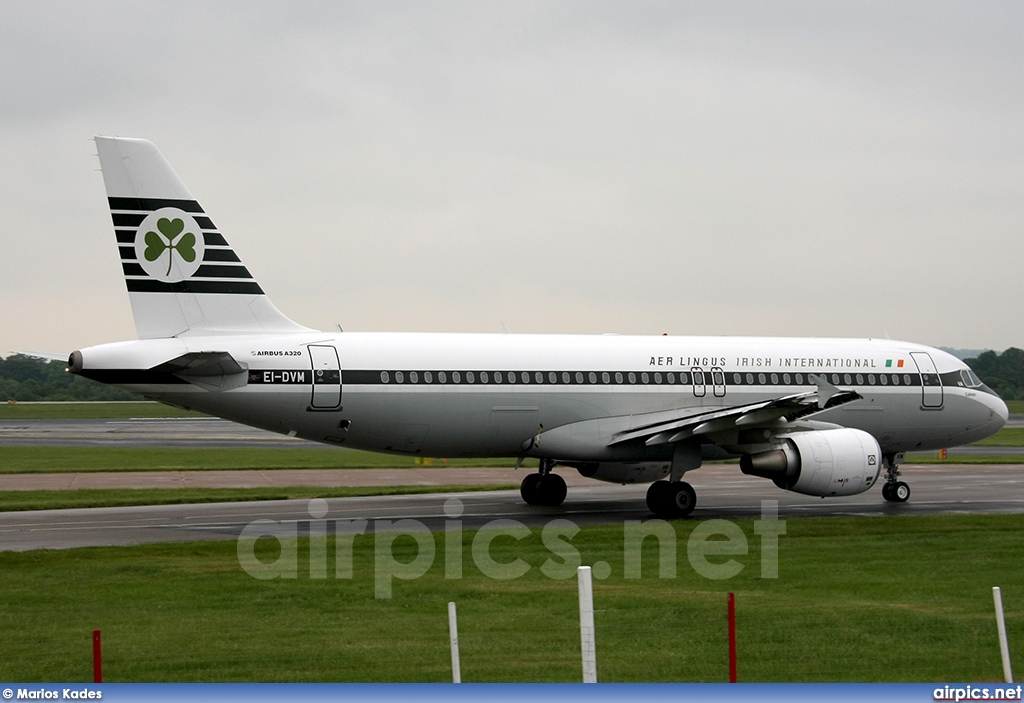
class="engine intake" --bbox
[740,428,882,497]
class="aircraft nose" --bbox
[993,395,1009,426]
[980,391,1009,433]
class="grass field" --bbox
[973,427,1024,446]
[0,514,1019,682]
[0,484,518,512]
[0,446,536,473]
[0,402,206,419]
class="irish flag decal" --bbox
[885,359,905,368]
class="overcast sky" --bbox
[3,1,1022,355]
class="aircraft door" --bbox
[691,367,706,397]
[910,351,943,408]
[309,345,342,409]
[711,366,726,398]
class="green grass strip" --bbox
[971,427,1024,447]
[0,402,205,419]
[0,484,518,512]
[0,446,536,473]
[0,514,1020,682]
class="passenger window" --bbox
[453,372,462,384]
[380,371,390,383]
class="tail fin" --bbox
[94,137,312,339]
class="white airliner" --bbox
[68,137,1009,517]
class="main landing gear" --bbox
[645,441,702,519]
[520,459,568,507]
[646,480,697,519]
[881,453,910,503]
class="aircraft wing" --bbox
[608,374,861,448]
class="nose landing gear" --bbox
[881,453,910,503]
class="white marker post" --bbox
[448,601,461,683]
[993,587,1013,683]
[578,566,597,683]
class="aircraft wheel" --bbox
[669,482,697,517]
[646,481,696,518]
[882,481,910,503]
[537,473,567,507]
[646,480,672,516]
[892,481,910,503]
[520,473,543,505]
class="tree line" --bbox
[0,355,137,402]
[3,349,1024,402]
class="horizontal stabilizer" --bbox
[15,350,70,363]
[151,351,247,377]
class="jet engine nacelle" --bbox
[576,461,670,484]
[739,428,882,497]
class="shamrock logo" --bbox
[144,217,197,276]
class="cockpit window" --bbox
[960,369,983,387]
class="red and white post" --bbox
[727,592,737,683]
[92,629,102,684]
